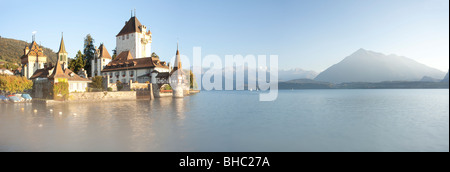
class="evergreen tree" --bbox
[69,50,86,74]
[112,48,117,60]
[83,34,96,77]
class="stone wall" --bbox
[68,84,154,101]
[68,91,136,102]
[130,82,150,90]
[32,78,51,99]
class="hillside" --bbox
[315,49,446,83]
[0,37,57,64]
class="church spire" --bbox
[56,33,68,69]
[58,33,67,54]
[174,42,181,69]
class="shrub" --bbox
[0,75,33,94]
[163,84,172,90]
[52,81,69,101]
[107,87,113,92]
[116,80,123,91]
[91,76,103,89]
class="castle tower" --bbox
[57,34,68,69]
[116,14,152,59]
[92,43,112,77]
[20,38,47,79]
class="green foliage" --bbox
[68,50,86,73]
[91,76,103,89]
[0,75,33,93]
[163,84,172,90]
[116,80,123,91]
[0,37,57,64]
[83,34,95,77]
[0,61,20,71]
[151,52,159,59]
[107,87,113,92]
[189,70,198,90]
[52,81,69,101]
[112,48,117,60]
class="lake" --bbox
[0,89,448,152]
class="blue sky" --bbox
[1,0,448,72]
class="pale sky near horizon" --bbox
[0,0,448,72]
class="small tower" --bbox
[92,43,112,77]
[170,44,187,98]
[57,33,68,69]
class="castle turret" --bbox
[170,44,186,98]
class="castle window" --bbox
[127,34,129,39]
[122,35,124,40]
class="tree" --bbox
[190,70,198,90]
[0,75,33,94]
[112,48,117,60]
[151,52,159,59]
[83,34,96,77]
[68,50,85,74]
[91,76,103,89]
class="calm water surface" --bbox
[0,89,448,152]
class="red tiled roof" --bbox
[98,44,112,59]
[117,17,148,37]
[114,51,133,62]
[64,69,91,82]
[102,57,168,72]
[31,65,90,82]
[48,62,68,79]
[30,67,52,79]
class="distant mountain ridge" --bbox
[278,68,318,81]
[0,37,57,64]
[315,49,446,83]
[443,71,449,82]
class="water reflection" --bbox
[1,90,448,152]
[0,97,189,152]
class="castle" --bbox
[23,13,188,99]
[98,14,188,97]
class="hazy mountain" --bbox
[278,68,318,81]
[443,71,449,82]
[279,79,333,89]
[420,76,441,82]
[315,49,446,83]
[0,37,57,64]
